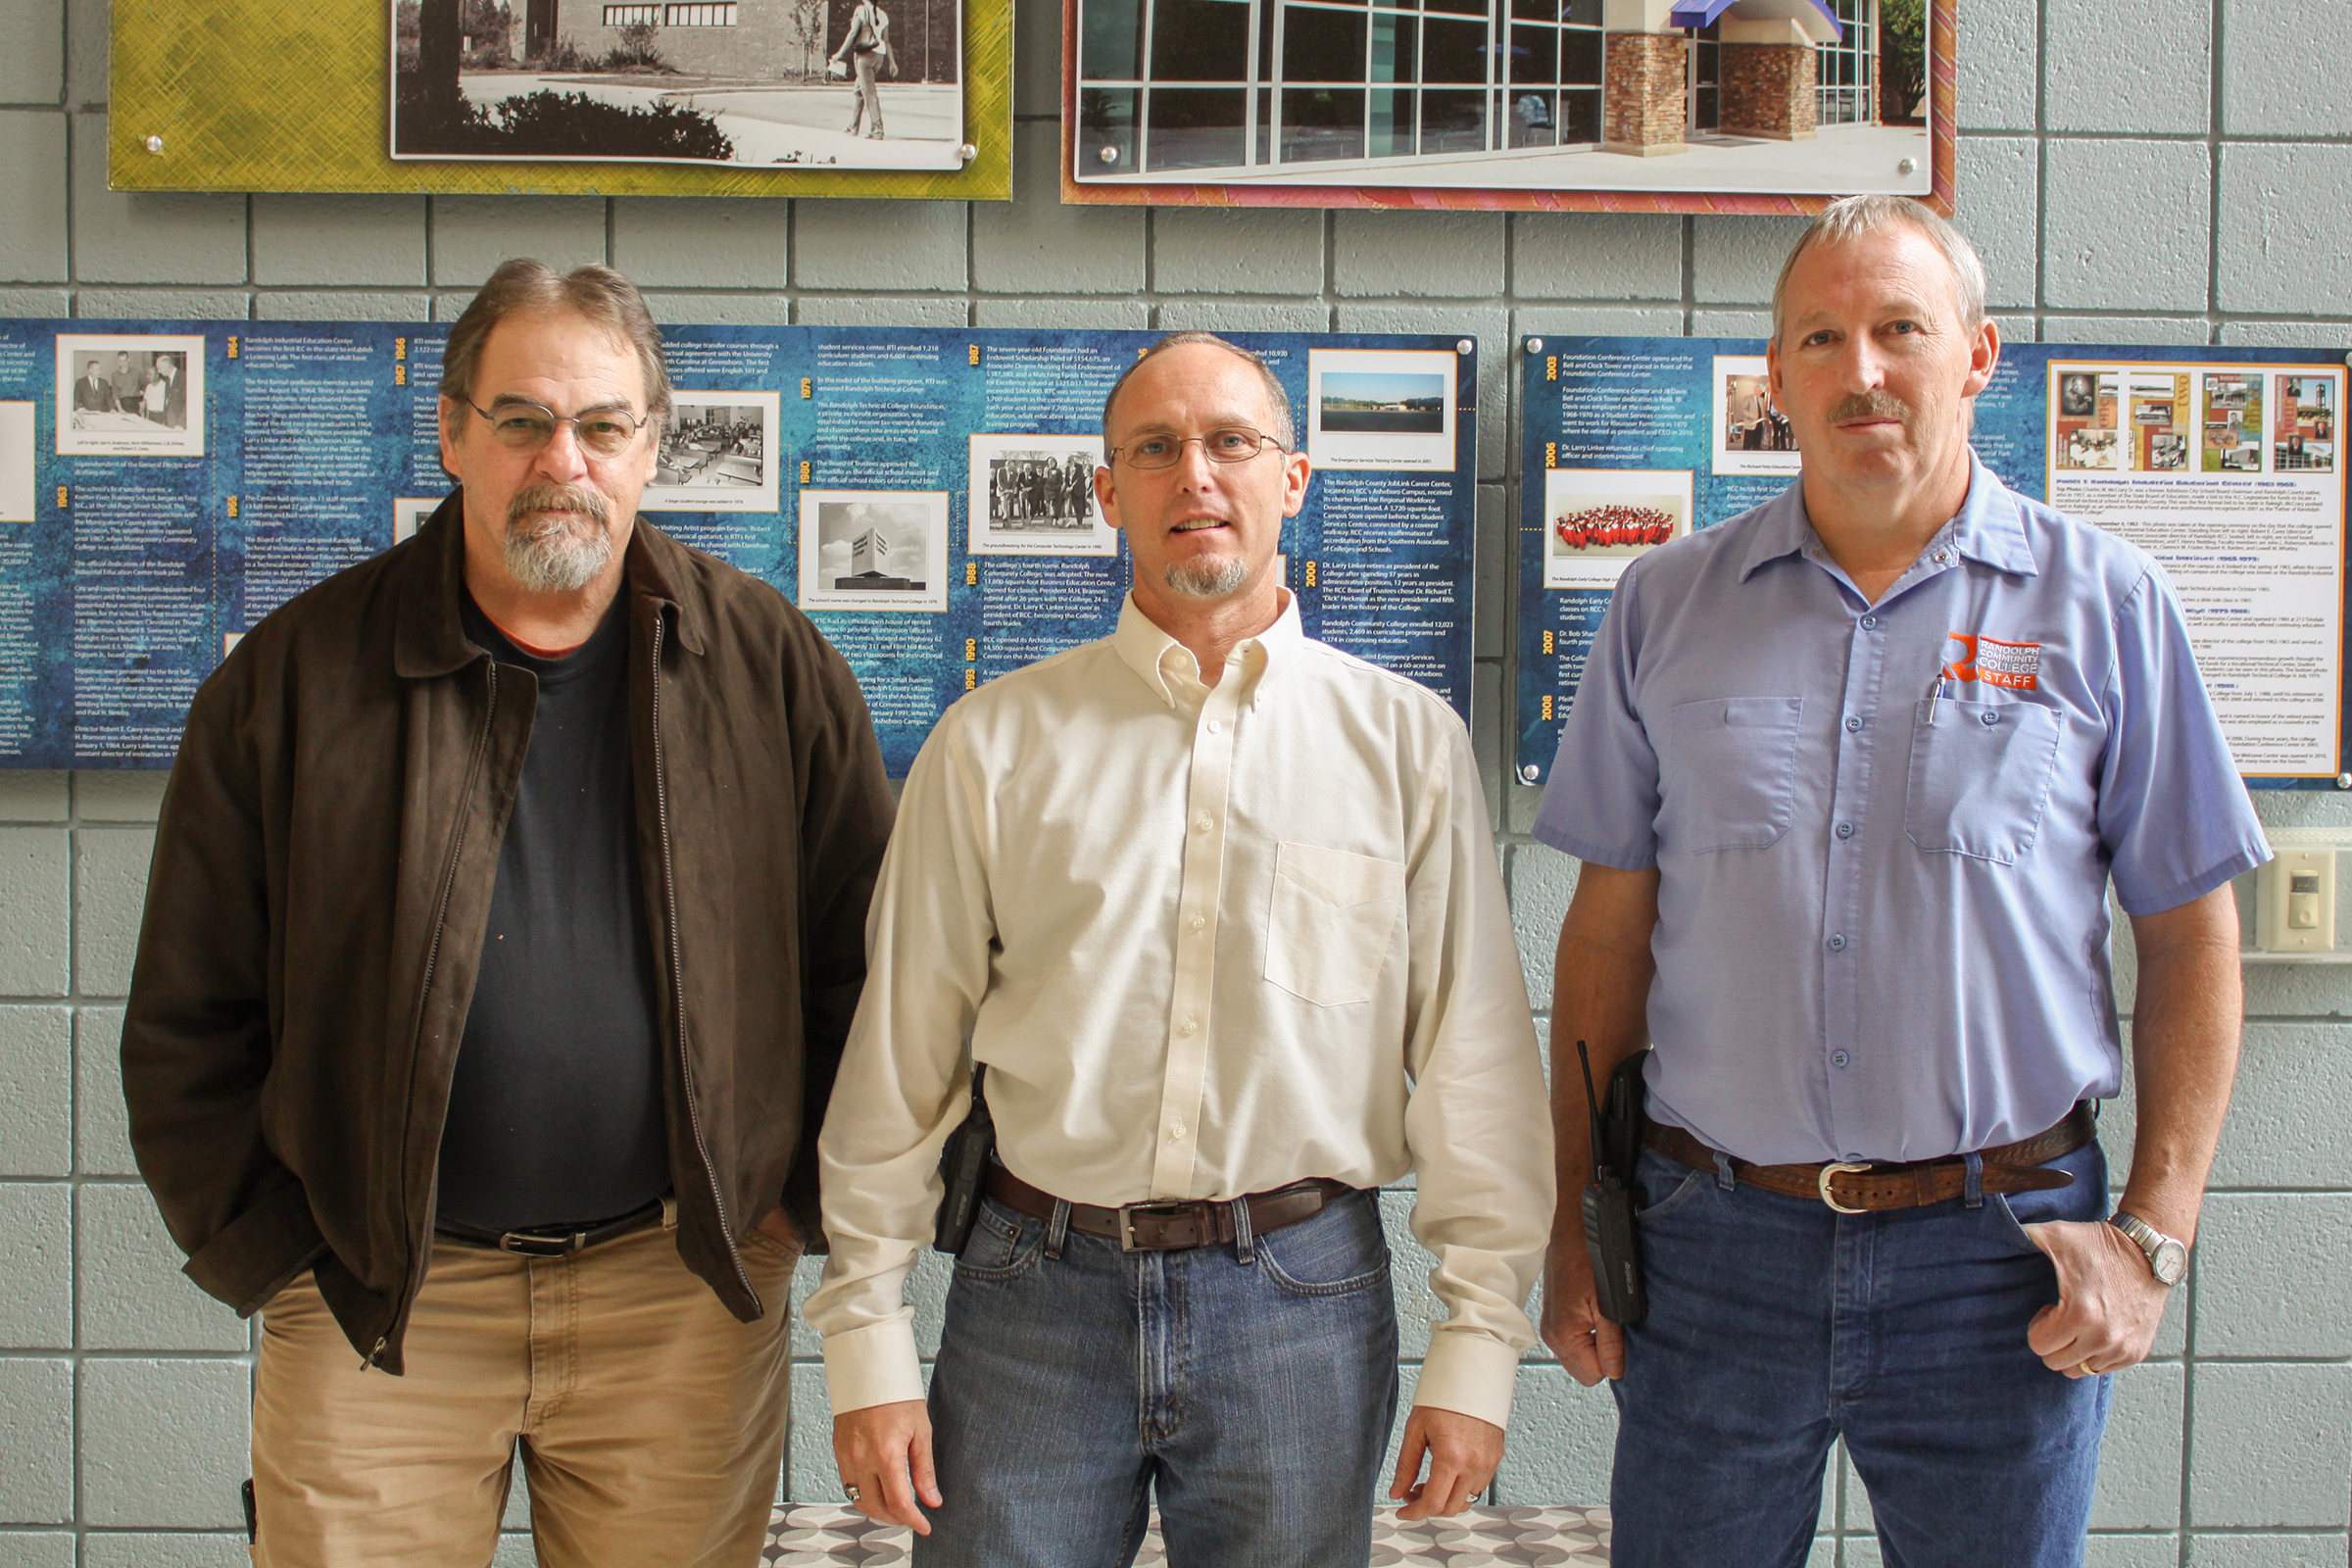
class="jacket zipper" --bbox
[376,659,501,1367]
[651,612,760,1310]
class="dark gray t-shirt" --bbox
[435,590,669,1233]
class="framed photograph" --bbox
[797,489,951,611]
[2276,374,2336,474]
[1307,348,1456,471]
[1060,0,1952,213]
[1710,355,1799,474]
[2203,371,2263,473]
[108,0,1012,200]
[1542,466,1692,587]
[649,393,783,512]
[393,496,447,543]
[966,434,1116,556]
[387,0,967,171]
[56,336,205,458]
[0,403,32,523]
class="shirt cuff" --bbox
[820,1316,927,1415]
[1409,1328,1525,1431]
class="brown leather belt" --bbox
[986,1165,1356,1252]
[1645,1102,2095,1213]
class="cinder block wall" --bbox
[2,0,2349,1561]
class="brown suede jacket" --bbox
[122,495,895,1372]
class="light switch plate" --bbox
[2257,848,2336,952]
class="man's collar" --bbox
[1738,452,2038,583]
[1111,587,1302,710]
[391,491,705,679]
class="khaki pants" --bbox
[252,1220,798,1568]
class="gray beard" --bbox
[504,485,614,594]
[1162,555,1250,598]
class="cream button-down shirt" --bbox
[808,591,1553,1429]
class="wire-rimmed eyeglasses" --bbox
[463,399,652,457]
[1109,426,1286,470]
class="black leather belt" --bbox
[435,1199,666,1257]
[987,1166,1355,1252]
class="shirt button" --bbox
[1833,1051,1851,1067]
[1836,821,1855,840]
[1189,914,1206,932]
[1168,1119,1186,1142]
[1980,710,2001,726]
[1934,552,1949,564]
[1844,716,1863,733]
[1859,615,1879,629]
[1179,1018,1199,1036]
[1827,934,1847,952]
[1206,718,1221,734]
[1194,815,1212,832]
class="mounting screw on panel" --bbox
[1519,764,1542,784]
[1457,339,1474,355]
[1897,158,1916,174]
[2338,773,2351,789]
[1098,145,1119,165]
[1526,337,1544,354]
[960,143,977,162]
[143,134,164,154]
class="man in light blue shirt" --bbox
[1535,196,2267,1568]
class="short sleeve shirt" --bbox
[1532,456,2269,1165]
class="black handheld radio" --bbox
[1577,1040,1648,1327]
[933,1062,996,1254]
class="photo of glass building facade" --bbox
[1074,0,1886,180]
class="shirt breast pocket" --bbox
[1264,842,1407,1008]
[1663,696,1805,854]
[1903,699,2063,863]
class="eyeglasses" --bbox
[464,399,651,457]
[1110,426,1285,470]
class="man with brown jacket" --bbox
[122,260,894,1567]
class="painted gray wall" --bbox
[2,0,2350,1560]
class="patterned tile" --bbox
[761,1504,1611,1565]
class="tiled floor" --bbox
[761,1504,1612,1564]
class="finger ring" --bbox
[2078,1360,2097,1378]
[844,1483,861,1502]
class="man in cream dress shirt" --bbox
[808,332,1552,1567]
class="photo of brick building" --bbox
[1071,0,1925,194]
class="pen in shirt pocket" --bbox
[1925,666,1951,726]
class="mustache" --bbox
[506,482,610,532]
[1828,390,1912,422]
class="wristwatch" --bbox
[2109,1211,2188,1286]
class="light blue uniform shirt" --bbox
[1534,455,2269,1165]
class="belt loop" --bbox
[1712,1150,1737,1192]
[661,1197,678,1231]
[1045,1197,1071,1260]
[1233,1194,1257,1266]
[1963,1151,1984,1208]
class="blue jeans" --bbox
[1610,1139,2113,1568]
[917,1188,1399,1568]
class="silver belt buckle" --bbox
[1117,1200,1198,1251]
[1817,1161,1873,1213]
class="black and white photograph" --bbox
[1066,0,1935,206]
[1307,348,1456,470]
[797,490,950,612]
[0,402,32,523]
[393,496,448,544]
[966,434,1116,557]
[389,0,965,172]
[1711,357,1800,475]
[1543,466,1692,588]
[56,335,205,458]
[649,393,781,513]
